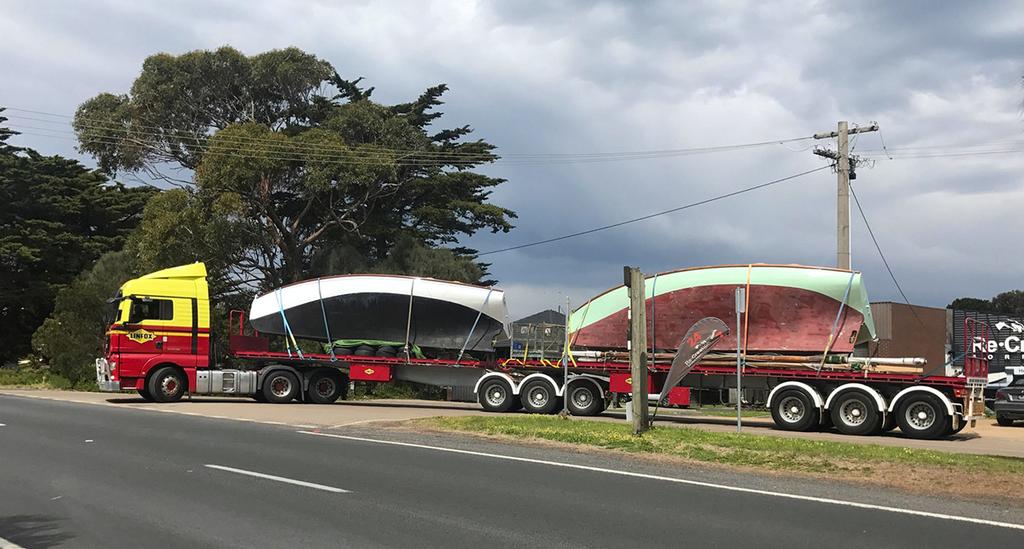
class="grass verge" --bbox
[0,368,95,391]
[416,415,1024,502]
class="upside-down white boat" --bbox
[249,275,510,352]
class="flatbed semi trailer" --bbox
[95,263,988,440]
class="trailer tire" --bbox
[262,371,300,404]
[148,366,186,403]
[881,413,897,433]
[138,387,154,402]
[829,390,882,436]
[477,378,517,413]
[566,382,605,416]
[520,379,561,415]
[306,370,343,404]
[896,393,950,439]
[770,389,819,432]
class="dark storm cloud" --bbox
[2,0,1022,317]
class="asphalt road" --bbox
[1,394,1022,549]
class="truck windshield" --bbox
[106,292,124,325]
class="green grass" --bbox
[0,368,95,391]
[422,415,1024,475]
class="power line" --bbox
[477,165,830,256]
[848,181,922,323]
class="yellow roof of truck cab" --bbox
[120,262,209,301]
[138,262,208,280]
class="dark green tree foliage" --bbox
[0,109,154,363]
[74,47,514,289]
[32,251,135,382]
[949,291,1024,317]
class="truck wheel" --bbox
[306,370,343,404]
[477,378,516,413]
[896,393,950,439]
[262,371,300,404]
[829,390,882,436]
[520,379,561,414]
[148,366,185,403]
[138,387,154,402]
[770,389,819,432]
[996,414,1014,427]
[566,382,605,416]
[881,413,897,433]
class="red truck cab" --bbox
[95,263,211,401]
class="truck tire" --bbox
[896,393,950,439]
[566,382,605,416]
[881,413,897,433]
[148,366,186,403]
[520,379,561,414]
[306,370,343,404]
[138,387,154,402]
[262,371,300,404]
[770,388,819,432]
[829,390,882,436]
[477,378,516,413]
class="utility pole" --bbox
[624,266,649,434]
[813,121,878,270]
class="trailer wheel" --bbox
[148,366,186,403]
[477,378,517,413]
[770,389,819,432]
[520,379,561,414]
[896,394,950,439]
[306,370,343,404]
[881,413,897,433]
[829,390,882,436]
[566,382,605,416]
[262,371,300,404]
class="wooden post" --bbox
[624,266,649,434]
[836,121,851,271]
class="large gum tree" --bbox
[74,46,515,290]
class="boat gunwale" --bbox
[572,263,861,313]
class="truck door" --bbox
[124,296,197,368]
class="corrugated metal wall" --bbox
[867,302,946,368]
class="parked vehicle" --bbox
[994,377,1024,426]
[95,262,989,440]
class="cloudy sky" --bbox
[3,0,1023,317]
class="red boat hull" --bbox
[572,284,864,354]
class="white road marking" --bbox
[0,535,26,548]
[298,430,1024,532]
[0,423,6,427]
[0,536,25,549]
[204,464,350,493]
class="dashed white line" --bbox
[297,430,1024,532]
[0,535,26,548]
[0,423,6,427]
[204,464,350,493]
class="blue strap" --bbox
[275,288,304,360]
[817,272,855,372]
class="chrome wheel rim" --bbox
[315,378,335,398]
[839,399,867,427]
[778,396,805,423]
[271,376,292,398]
[905,401,936,430]
[485,384,507,406]
[528,387,549,407]
[570,387,592,408]
[160,376,179,397]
